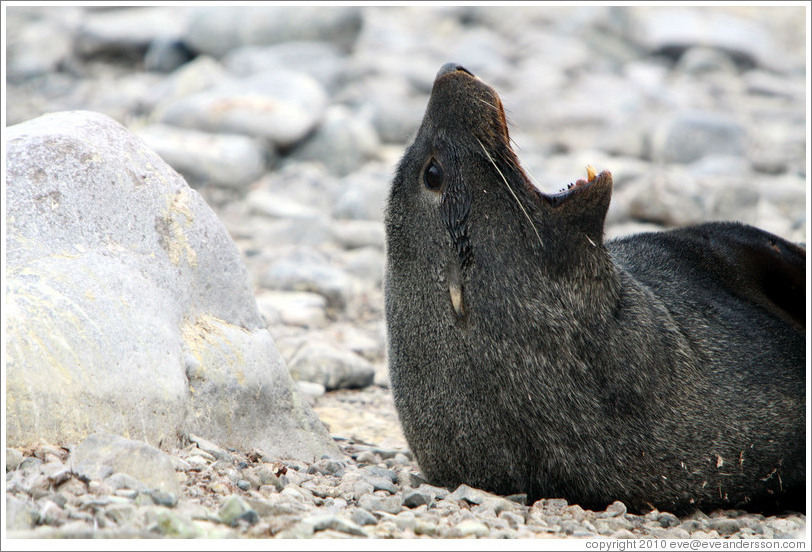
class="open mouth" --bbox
[546,164,600,204]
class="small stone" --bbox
[416,483,449,501]
[37,499,67,526]
[314,458,346,476]
[17,457,44,473]
[277,520,317,539]
[709,517,741,536]
[447,484,488,505]
[482,496,520,516]
[70,433,179,495]
[144,37,194,73]
[254,464,285,492]
[604,500,628,517]
[255,291,327,328]
[149,490,179,508]
[287,342,374,390]
[55,478,86,498]
[414,519,439,536]
[370,447,412,460]
[361,474,398,494]
[658,512,681,528]
[666,527,692,538]
[397,470,427,489]
[135,493,156,507]
[361,466,398,482]
[308,513,367,536]
[105,503,137,525]
[87,479,114,497]
[5,495,37,530]
[46,468,72,487]
[351,507,378,526]
[218,495,259,526]
[188,434,232,462]
[357,494,403,515]
[114,489,138,500]
[392,453,410,466]
[6,448,25,472]
[34,445,66,462]
[499,510,525,529]
[594,517,633,535]
[261,253,355,312]
[455,519,490,538]
[355,451,380,465]
[403,489,434,509]
[680,519,706,532]
[611,528,637,539]
[155,508,204,538]
[564,504,587,520]
[186,456,211,470]
[105,472,150,493]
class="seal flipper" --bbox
[684,222,806,331]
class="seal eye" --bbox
[423,159,444,192]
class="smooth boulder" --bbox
[5,110,338,461]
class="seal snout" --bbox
[436,62,475,80]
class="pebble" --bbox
[308,513,367,537]
[357,494,404,515]
[454,519,490,538]
[217,495,258,526]
[6,448,25,471]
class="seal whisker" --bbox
[476,137,543,248]
[476,98,500,111]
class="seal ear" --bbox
[550,171,613,245]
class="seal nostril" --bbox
[436,62,475,80]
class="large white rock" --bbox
[5,110,338,460]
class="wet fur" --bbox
[384,66,806,514]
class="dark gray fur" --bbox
[384,64,806,514]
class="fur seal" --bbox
[384,62,806,514]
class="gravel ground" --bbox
[5,424,807,540]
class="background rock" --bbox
[184,6,363,58]
[155,70,328,149]
[135,123,270,189]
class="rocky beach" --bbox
[4,4,809,543]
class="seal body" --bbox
[384,63,806,514]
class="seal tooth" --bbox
[586,164,597,182]
[450,283,464,318]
